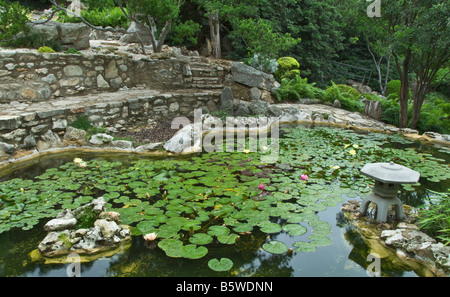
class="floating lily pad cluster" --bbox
[0,126,449,272]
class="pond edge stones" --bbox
[37,197,131,260]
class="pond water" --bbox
[0,124,448,277]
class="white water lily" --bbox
[73,158,83,164]
[143,233,157,241]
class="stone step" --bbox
[189,84,224,89]
[192,77,220,82]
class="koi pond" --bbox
[0,124,449,277]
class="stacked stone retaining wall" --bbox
[0,50,195,103]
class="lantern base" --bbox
[359,192,405,223]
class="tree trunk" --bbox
[394,50,412,128]
[410,81,429,129]
[208,12,221,59]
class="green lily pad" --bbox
[262,241,289,254]
[158,239,184,258]
[208,258,234,272]
[181,244,208,259]
[259,222,282,234]
[217,233,239,244]
[207,225,230,237]
[293,241,316,253]
[282,224,307,236]
[189,233,214,245]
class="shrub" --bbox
[274,75,324,102]
[0,0,29,42]
[386,80,412,100]
[37,46,56,53]
[3,32,62,51]
[64,48,83,55]
[324,82,364,112]
[275,57,300,81]
[415,92,450,134]
[417,191,450,246]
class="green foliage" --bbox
[386,80,412,100]
[169,20,201,45]
[37,46,56,53]
[3,32,62,51]
[57,7,130,29]
[275,57,300,81]
[415,92,450,134]
[417,191,450,246]
[231,18,300,62]
[324,82,364,112]
[64,48,83,55]
[0,0,29,42]
[274,76,324,102]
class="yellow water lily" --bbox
[243,149,250,154]
[349,149,357,156]
[331,165,340,170]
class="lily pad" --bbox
[293,241,316,253]
[208,258,234,272]
[158,239,184,258]
[259,222,282,234]
[181,244,208,259]
[217,233,240,244]
[189,233,214,245]
[282,224,307,236]
[262,241,289,254]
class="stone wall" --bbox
[0,50,193,103]
[0,90,220,155]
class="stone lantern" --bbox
[359,162,420,223]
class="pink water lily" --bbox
[259,183,265,190]
[300,175,308,181]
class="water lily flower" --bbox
[353,144,359,148]
[261,145,268,151]
[300,175,308,180]
[259,183,265,190]
[244,149,250,154]
[73,158,83,164]
[349,149,357,156]
[79,162,88,168]
[143,233,157,241]
[331,165,340,170]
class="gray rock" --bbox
[249,87,262,101]
[44,218,77,231]
[63,126,87,146]
[249,100,268,116]
[23,135,36,149]
[59,22,90,50]
[220,87,234,114]
[110,140,133,149]
[89,133,114,145]
[231,62,277,91]
[97,74,110,89]
[234,102,250,117]
[52,119,67,131]
[36,130,62,151]
[94,219,120,239]
[0,142,15,154]
[364,99,382,121]
[268,105,282,117]
[119,21,152,44]
[135,142,163,152]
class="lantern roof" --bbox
[360,162,420,184]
